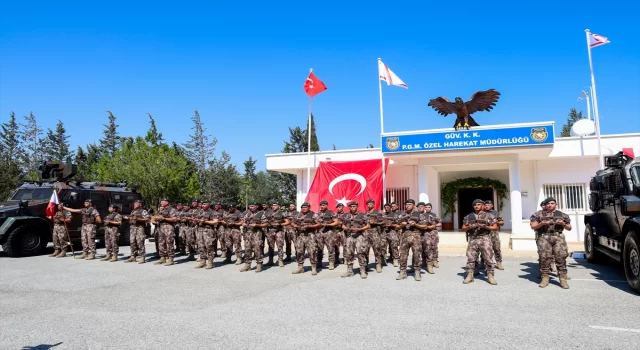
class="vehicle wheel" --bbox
[1,224,48,257]
[584,224,603,263]
[623,230,640,294]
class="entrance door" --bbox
[457,187,494,228]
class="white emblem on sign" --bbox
[329,173,367,205]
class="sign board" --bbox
[381,124,554,153]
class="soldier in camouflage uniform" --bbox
[64,199,101,260]
[47,202,72,258]
[194,200,217,269]
[184,199,200,261]
[284,203,298,262]
[100,204,122,262]
[315,200,340,270]
[423,203,442,268]
[530,197,571,289]
[152,198,179,266]
[395,199,423,281]
[212,203,225,258]
[174,203,183,255]
[461,199,498,285]
[266,202,290,267]
[340,201,370,279]
[334,203,347,265]
[391,202,399,214]
[123,200,150,263]
[290,202,319,275]
[365,199,384,273]
[382,203,399,267]
[418,208,439,275]
[483,200,505,270]
[176,203,190,257]
[223,203,245,265]
[240,202,268,273]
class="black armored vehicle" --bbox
[0,161,144,257]
[584,150,640,293]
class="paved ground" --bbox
[1,244,639,350]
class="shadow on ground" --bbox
[22,342,63,349]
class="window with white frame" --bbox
[542,183,589,212]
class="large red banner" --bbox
[304,159,389,212]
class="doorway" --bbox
[457,187,494,228]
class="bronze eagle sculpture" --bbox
[427,89,501,130]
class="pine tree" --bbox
[100,111,121,157]
[560,108,584,137]
[332,144,337,150]
[0,112,23,162]
[183,109,217,184]
[145,113,164,146]
[19,112,44,178]
[43,120,73,162]
[305,113,320,152]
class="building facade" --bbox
[266,121,640,250]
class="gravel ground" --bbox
[1,245,639,350]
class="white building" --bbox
[266,121,640,250]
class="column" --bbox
[417,165,428,203]
[426,166,441,216]
[508,160,523,235]
[296,170,303,208]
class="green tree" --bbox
[43,120,74,162]
[305,113,320,152]
[145,113,164,146]
[560,108,584,137]
[366,144,375,148]
[100,111,121,157]
[19,112,44,178]
[253,171,282,204]
[240,156,258,209]
[0,112,24,199]
[332,144,337,150]
[206,151,242,204]
[74,144,101,180]
[183,109,217,184]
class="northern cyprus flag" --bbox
[378,59,407,88]
[588,32,610,48]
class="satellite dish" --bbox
[571,119,596,137]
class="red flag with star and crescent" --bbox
[303,71,327,97]
[304,159,389,212]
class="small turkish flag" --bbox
[304,159,389,212]
[303,71,327,98]
[46,190,59,217]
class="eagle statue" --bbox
[427,89,501,130]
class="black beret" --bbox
[405,199,415,204]
[425,203,432,207]
[109,203,119,208]
[541,197,556,205]
[366,199,375,204]
[271,201,280,205]
[191,198,200,203]
[383,203,391,207]
[249,201,258,205]
[336,203,344,207]
[484,200,493,204]
[301,202,310,208]
[201,199,211,203]
[390,202,397,205]
[134,199,143,204]
[229,203,237,207]
[319,200,328,205]
[160,198,169,202]
[349,201,358,206]
[84,199,92,203]
[417,202,426,206]
[472,199,484,205]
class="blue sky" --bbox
[1,1,638,170]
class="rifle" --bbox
[63,221,75,258]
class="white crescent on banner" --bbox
[328,173,367,197]
[306,78,314,88]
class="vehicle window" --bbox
[126,195,136,201]
[90,192,106,201]
[632,166,640,186]
[10,188,54,201]
[113,194,122,201]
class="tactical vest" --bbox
[225,211,242,225]
[53,210,67,225]
[318,210,335,231]
[82,207,96,224]
[465,213,490,236]
[346,213,367,236]
[198,209,213,227]
[269,211,285,227]
[382,211,397,231]
[367,209,382,226]
[401,210,421,231]
[130,208,146,227]
[539,210,566,234]
[106,213,119,226]
[296,212,315,233]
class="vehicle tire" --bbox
[584,224,603,263]
[1,223,48,257]
[622,230,640,294]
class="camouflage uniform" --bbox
[396,209,423,280]
[186,205,200,257]
[266,209,287,266]
[177,207,191,254]
[531,209,570,282]
[463,210,497,284]
[103,211,122,259]
[334,205,347,265]
[80,207,100,257]
[365,208,384,272]
[419,212,438,273]
[315,208,338,269]
[381,209,399,266]
[211,207,225,258]
[284,208,298,260]
[154,205,178,265]
[291,209,318,275]
[341,211,370,278]
[488,209,503,264]
[51,210,72,255]
[223,208,244,264]
[195,207,217,267]
[240,209,268,272]
[127,207,150,261]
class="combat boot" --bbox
[79,252,87,259]
[205,259,213,269]
[235,257,243,265]
[138,256,146,264]
[311,265,318,275]
[255,263,263,273]
[414,271,422,281]
[56,250,67,258]
[50,250,60,257]
[110,255,118,262]
[341,265,354,278]
[240,263,251,272]
[154,257,166,265]
[559,274,570,289]
[223,256,232,264]
[463,271,474,284]
[487,273,497,285]
[278,258,284,268]
[393,259,399,267]
[539,274,550,288]
[433,260,440,268]
[100,254,111,261]
[382,259,388,266]
[124,256,136,263]
[266,256,274,266]
[186,254,195,261]
[360,270,368,279]
[194,260,206,269]
[292,264,304,274]
[165,257,175,266]
[376,263,382,273]
[328,261,335,270]
[86,253,95,260]
[396,271,407,280]
[566,274,571,280]
[426,263,434,274]
[496,262,505,270]
[196,257,203,263]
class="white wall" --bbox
[519,160,537,218]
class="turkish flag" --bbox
[304,159,389,212]
[46,190,59,217]
[303,71,327,98]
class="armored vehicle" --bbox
[584,150,640,293]
[0,161,145,257]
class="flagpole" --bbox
[378,58,387,207]
[307,69,313,194]
[585,29,603,170]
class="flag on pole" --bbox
[378,60,407,88]
[46,191,59,217]
[588,32,610,48]
[304,71,327,97]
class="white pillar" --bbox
[508,160,523,235]
[296,170,303,208]
[426,166,441,216]
[417,165,428,203]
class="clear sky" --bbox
[1,1,638,170]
